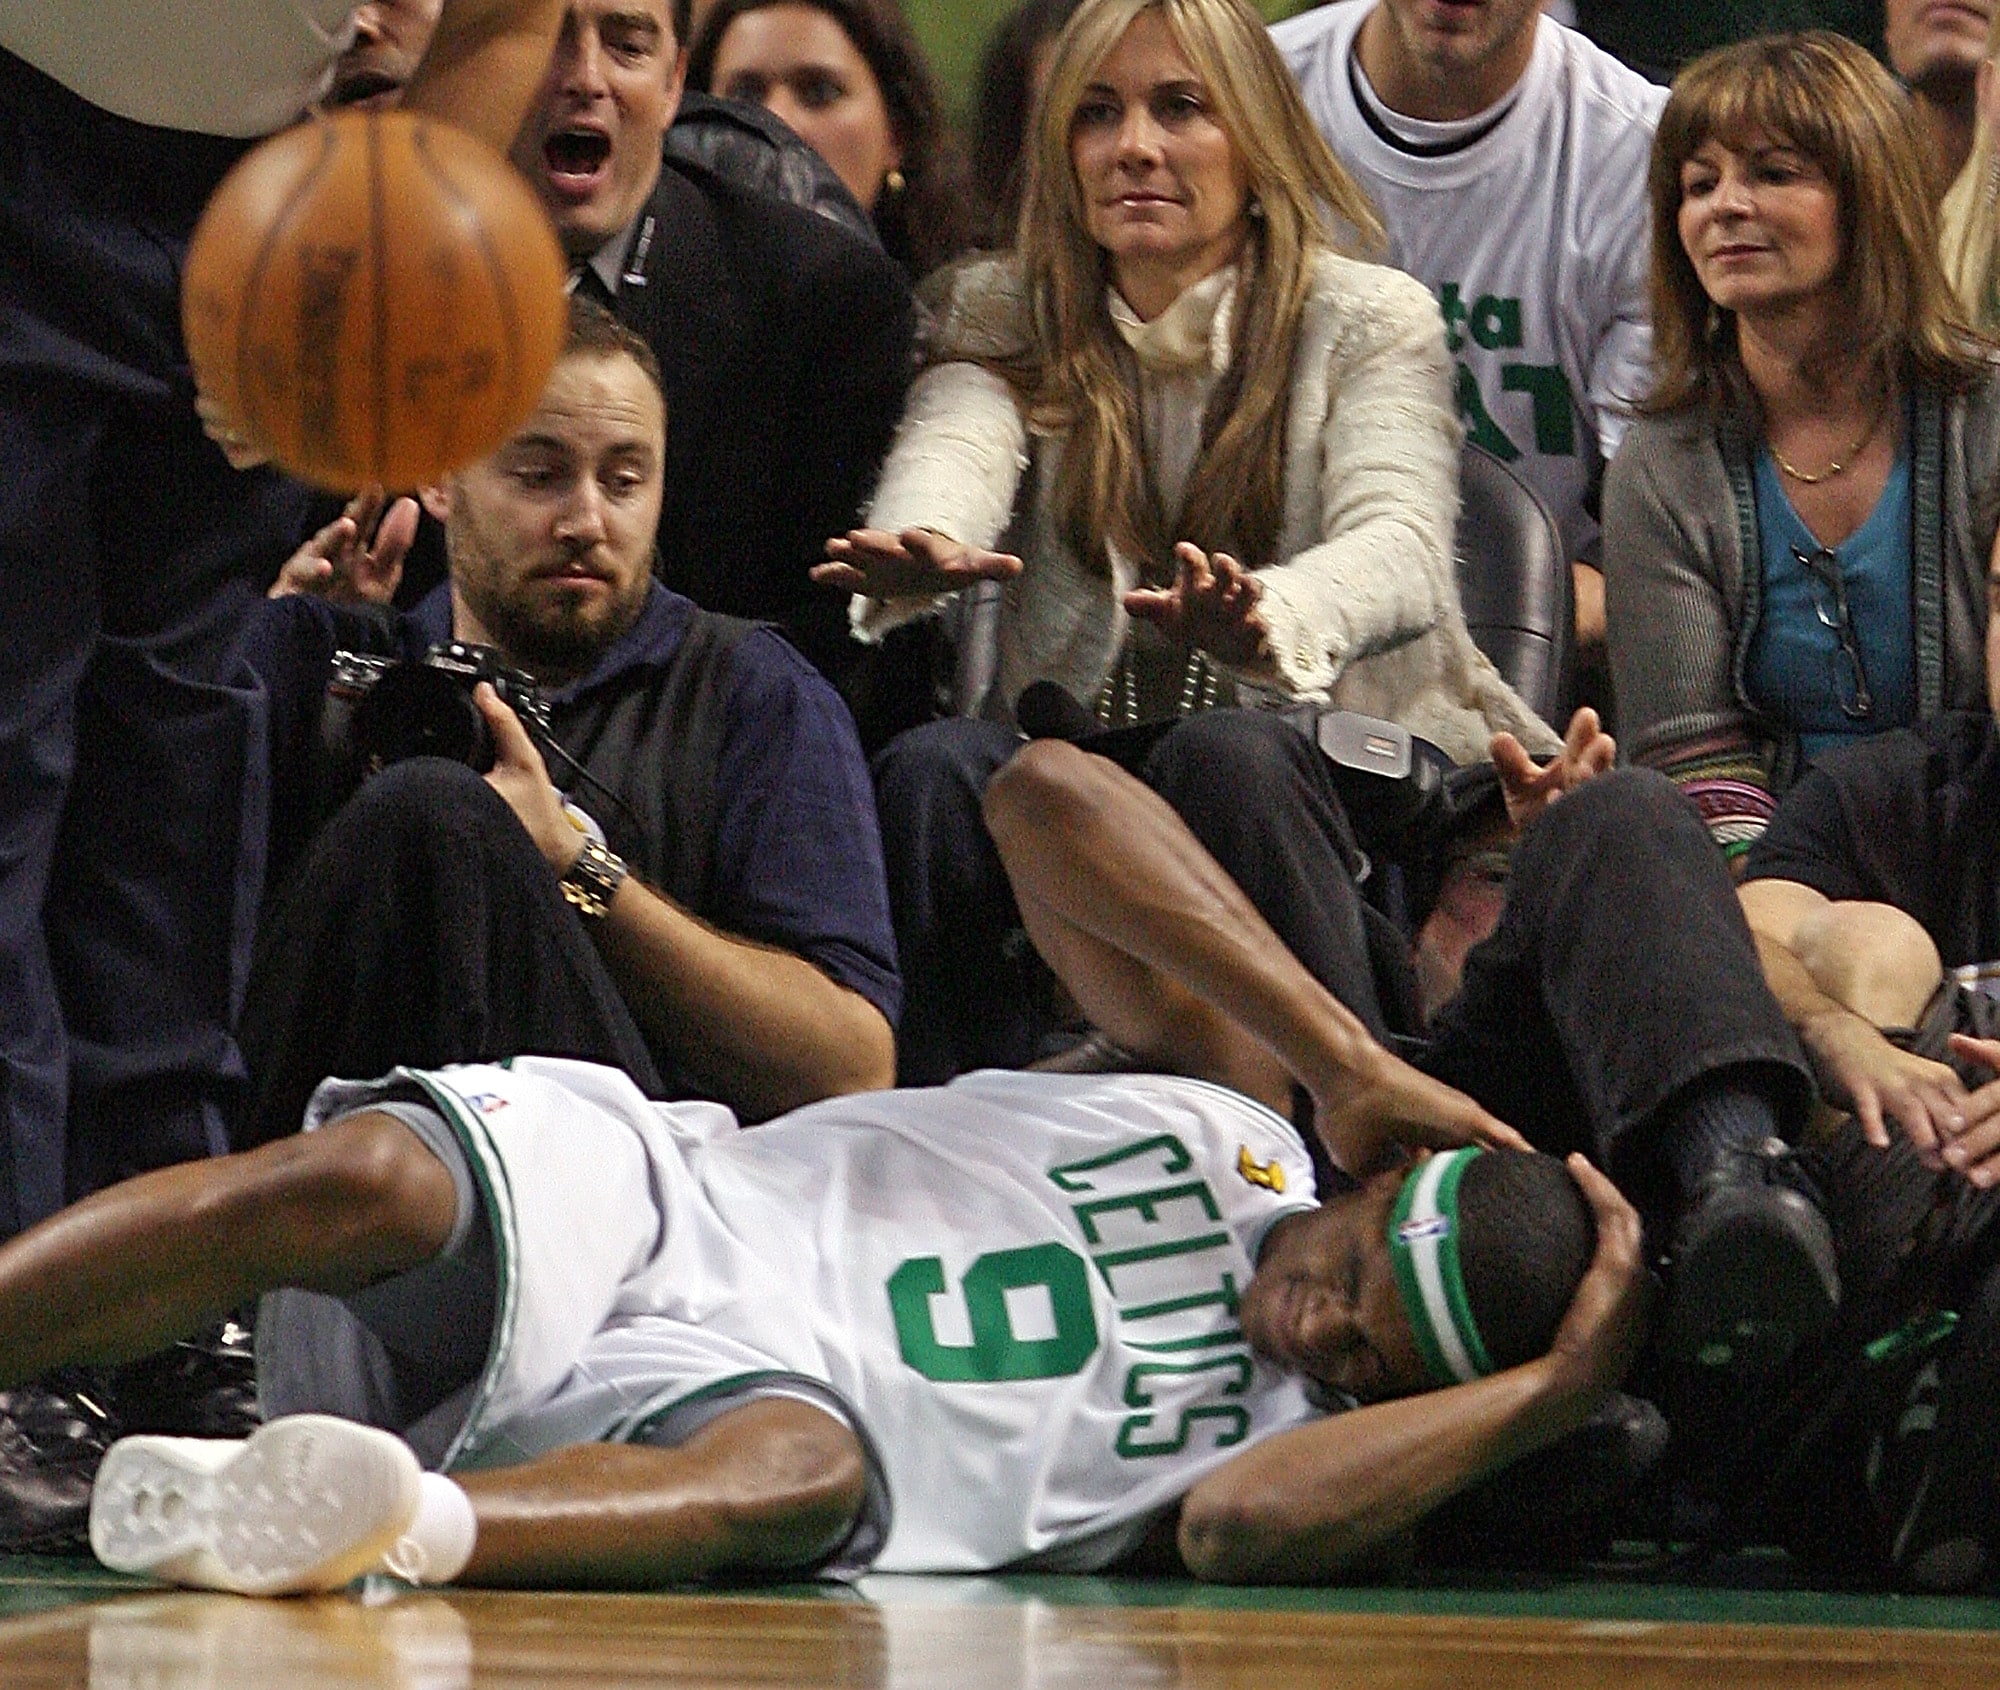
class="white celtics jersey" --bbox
[305,1060,1322,1573]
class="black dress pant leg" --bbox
[1422,769,1814,1186]
[1139,709,1416,1043]
[234,758,663,1148]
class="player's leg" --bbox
[0,1111,457,1389]
[1137,709,1412,1039]
[983,738,1295,1114]
[235,757,664,1150]
[94,1392,867,1594]
[49,1115,465,1593]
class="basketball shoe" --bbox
[89,1415,424,1596]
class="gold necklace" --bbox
[1769,393,1888,485]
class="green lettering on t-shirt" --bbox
[1120,1271,1241,1324]
[1502,364,1578,456]
[1047,1133,1192,1192]
[1439,282,1471,354]
[1470,294,1523,352]
[1115,1402,1251,1459]
[1123,1354,1254,1406]
[1456,363,1519,460]
[1071,1179,1222,1244]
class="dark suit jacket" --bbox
[611,154,916,687]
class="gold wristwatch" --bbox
[560,835,628,920]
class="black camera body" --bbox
[323,642,553,778]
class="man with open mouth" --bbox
[503,0,918,713]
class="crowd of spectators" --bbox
[11,0,2000,1600]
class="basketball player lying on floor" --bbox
[4,741,1811,1594]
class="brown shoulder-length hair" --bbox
[687,0,977,279]
[989,0,1381,579]
[1645,31,1987,419]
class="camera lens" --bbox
[349,665,497,773]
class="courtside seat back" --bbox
[1454,443,1573,730]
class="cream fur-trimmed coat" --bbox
[851,250,1560,764]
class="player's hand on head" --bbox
[1806,1013,1966,1171]
[268,487,416,603]
[812,528,1023,599]
[1123,544,1272,669]
[1490,708,1615,832]
[475,683,581,876]
[1542,1155,1650,1408]
[1310,1045,1529,1176]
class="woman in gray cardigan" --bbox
[1605,33,2000,863]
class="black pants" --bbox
[875,709,1811,1177]
[0,53,316,1231]
[234,759,663,1150]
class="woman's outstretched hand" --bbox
[1123,543,1272,668]
[812,527,1023,600]
[1489,707,1616,831]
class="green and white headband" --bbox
[1387,1148,1495,1387]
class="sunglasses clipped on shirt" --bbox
[1791,544,1875,722]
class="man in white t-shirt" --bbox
[1273,0,1666,680]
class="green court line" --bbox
[6,1555,1999,1634]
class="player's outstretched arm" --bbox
[982,739,1524,1174]
[453,1399,865,1587]
[1178,1157,1646,1583]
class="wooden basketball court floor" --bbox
[4,1555,2000,1690]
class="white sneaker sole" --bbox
[89,1415,423,1596]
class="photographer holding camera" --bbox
[240,298,898,1145]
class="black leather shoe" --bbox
[1659,1136,1840,1384]
[107,1315,261,1439]
[0,1371,120,1553]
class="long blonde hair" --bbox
[1940,13,2000,332]
[1644,32,1985,420]
[967,0,1381,579]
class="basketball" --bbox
[182,109,569,492]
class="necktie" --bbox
[570,264,616,310]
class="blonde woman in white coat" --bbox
[818,0,1603,1085]
[816,0,1554,760]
